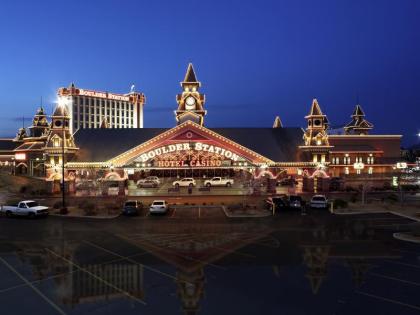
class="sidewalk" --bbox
[333,202,420,222]
[49,206,121,219]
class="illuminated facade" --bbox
[58,83,146,134]
[0,63,406,194]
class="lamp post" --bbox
[353,162,366,204]
[396,162,408,205]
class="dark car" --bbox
[122,200,142,216]
[265,195,288,213]
[287,195,305,210]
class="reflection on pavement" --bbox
[0,213,419,314]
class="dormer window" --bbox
[53,137,61,147]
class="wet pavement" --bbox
[0,212,420,315]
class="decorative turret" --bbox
[44,104,77,166]
[302,99,330,147]
[14,127,27,142]
[273,116,283,128]
[344,104,373,135]
[175,63,207,126]
[28,106,50,138]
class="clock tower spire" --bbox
[175,63,206,126]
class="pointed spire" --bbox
[308,98,323,116]
[184,63,198,83]
[352,104,365,117]
[273,116,283,128]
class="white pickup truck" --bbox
[1,200,49,218]
[204,177,234,187]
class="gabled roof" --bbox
[0,139,18,151]
[72,125,304,163]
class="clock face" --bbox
[185,96,196,110]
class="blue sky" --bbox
[0,0,419,145]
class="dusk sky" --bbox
[0,0,419,146]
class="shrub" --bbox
[80,201,97,216]
[53,201,63,209]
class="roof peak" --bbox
[183,63,199,84]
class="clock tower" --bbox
[175,63,206,126]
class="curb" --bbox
[393,232,420,243]
[49,213,120,220]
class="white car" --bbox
[310,195,329,209]
[137,176,160,185]
[172,178,196,188]
[149,200,169,214]
[1,200,49,218]
[204,177,234,187]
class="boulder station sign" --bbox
[136,142,241,163]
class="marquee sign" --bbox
[78,89,130,102]
[137,142,241,163]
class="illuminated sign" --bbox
[156,159,223,168]
[15,153,26,160]
[353,162,365,170]
[396,162,407,169]
[78,89,130,102]
[137,142,240,163]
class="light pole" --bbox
[353,162,366,204]
[396,162,408,205]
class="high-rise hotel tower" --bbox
[57,83,146,134]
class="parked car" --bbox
[137,176,160,186]
[149,200,169,214]
[137,179,159,188]
[204,177,234,187]
[265,195,288,212]
[1,200,49,218]
[173,178,196,188]
[288,195,305,210]
[122,200,142,216]
[310,195,329,209]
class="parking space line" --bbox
[384,260,420,269]
[192,241,256,258]
[0,251,150,294]
[46,248,147,305]
[0,257,67,315]
[356,290,420,311]
[198,207,201,219]
[83,240,195,282]
[170,208,177,218]
[369,272,420,287]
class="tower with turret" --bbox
[175,63,207,126]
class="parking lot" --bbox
[141,205,227,219]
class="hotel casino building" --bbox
[0,63,405,194]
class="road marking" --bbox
[369,272,420,287]
[0,257,67,315]
[384,260,420,269]
[356,290,420,311]
[170,208,177,218]
[0,251,150,294]
[83,240,194,282]
[45,248,146,305]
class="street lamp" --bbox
[353,162,367,204]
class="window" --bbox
[355,157,363,163]
[345,167,349,175]
[368,167,373,174]
[344,156,351,165]
[53,137,61,147]
[367,155,374,164]
[356,169,361,175]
